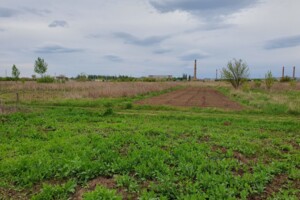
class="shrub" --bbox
[254,80,262,88]
[221,59,249,89]
[76,73,88,82]
[265,71,275,90]
[280,76,292,82]
[37,75,55,83]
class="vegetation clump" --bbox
[34,57,48,77]
[265,71,275,90]
[36,75,55,83]
[280,76,292,83]
[83,186,122,200]
[11,64,20,80]
[221,58,249,89]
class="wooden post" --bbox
[293,66,296,79]
[194,60,197,80]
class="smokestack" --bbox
[194,60,197,80]
[282,66,285,79]
[293,66,296,79]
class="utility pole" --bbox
[293,66,296,79]
[194,60,197,80]
[216,69,218,80]
[282,66,285,79]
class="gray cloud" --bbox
[22,7,51,16]
[180,53,209,61]
[48,20,68,28]
[104,55,123,62]
[35,45,83,54]
[0,7,19,17]
[0,7,51,18]
[149,0,259,31]
[149,0,258,15]
[153,49,172,54]
[264,35,300,50]
[114,32,168,46]
[0,28,5,32]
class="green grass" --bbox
[0,86,299,199]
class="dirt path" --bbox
[136,87,243,110]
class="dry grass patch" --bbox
[0,81,181,102]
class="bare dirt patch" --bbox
[136,87,243,110]
[211,145,228,154]
[0,179,66,200]
[72,176,136,200]
[248,174,288,200]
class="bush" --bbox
[76,73,88,82]
[221,59,249,89]
[280,76,292,82]
[37,76,55,83]
[265,71,275,90]
[253,80,262,88]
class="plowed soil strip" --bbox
[136,87,243,110]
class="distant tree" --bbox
[34,57,48,77]
[265,70,275,90]
[76,73,88,81]
[221,59,249,89]
[12,64,20,80]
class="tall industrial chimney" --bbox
[293,66,296,79]
[194,60,197,80]
[282,66,285,79]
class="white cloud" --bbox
[0,0,299,78]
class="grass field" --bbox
[0,81,299,199]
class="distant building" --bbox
[148,75,173,79]
[55,75,68,82]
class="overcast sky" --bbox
[0,0,299,78]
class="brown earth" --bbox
[136,87,243,110]
[71,176,137,200]
[248,174,288,200]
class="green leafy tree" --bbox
[265,70,275,90]
[34,57,48,77]
[221,59,249,89]
[11,64,20,80]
